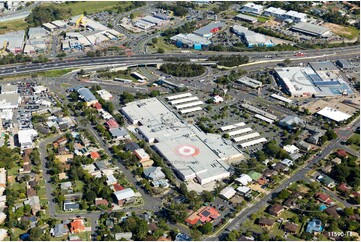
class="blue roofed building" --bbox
[77,87,97,106]
[306,219,323,234]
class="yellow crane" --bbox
[76,14,84,28]
[0,41,7,54]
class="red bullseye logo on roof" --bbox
[176,144,200,157]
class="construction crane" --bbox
[75,14,84,28]
[0,41,7,54]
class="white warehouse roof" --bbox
[114,188,136,201]
[317,107,351,122]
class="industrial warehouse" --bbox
[274,61,354,97]
[121,97,244,186]
[232,25,274,48]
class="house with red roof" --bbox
[315,192,332,204]
[338,183,352,192]
[95,198,109,206]
[93,102,102,111]
[337,149,348,158]
[185,206,220,225]
[106,119,119,129]
[69,219,85,233]
[113,184,125,191]
[90,151,100,160]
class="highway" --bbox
[208,118,360,241]
[0,45,359,77]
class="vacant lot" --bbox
[57,1,125,15]
[0,19,29,35]
[323,23,360,40]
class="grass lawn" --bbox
[36,68,76,78]
[279,209,298,220]
[150,37,178,52]
[11,228,27,240]
[257,16,270,23]
[77,231,91,241]
[57,1,127,16]
[8,164,21,176]
[348,133,360,152]
[0,19,29,35]
[74,180,84,192]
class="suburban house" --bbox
[306,219,323,234]
[70,219,85,233]
[283,222,299,234]
[235,174,252,186]
[315,192,333,204]
[185,206,220,225]
[258,218,275,229]
[267,203,284,216]
[143,167,166,181]
[219,186,237,200]
[113,188,136,206]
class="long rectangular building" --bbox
[169,96,198,105]
[220,122,246,131]
[291,22,331,37]
[166,93,192,101]
[240,137,267,148]
[175,101,204,110]
[179,106,203,114]
[232,132,260,143]
[121,98,244,186]
[228,127,252,137]
[271,93,292,104]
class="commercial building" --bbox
[18,129,38,149]
[0,93,21,109]
[263,7,287,19]
[240,2,264,15]
[235,13,257,23]
[142,16,166,26]
[219,186,237,200]
[283,10,307,22]
[270,93,292,104]
[193,21,225,38]
[291,22,331,37]
[0,30,25,54]
[121,98,244,186]
[135,20,155,30]
[42,23,57,32]
[96,89,113,100]
[1,84,17,94]
[76,87,97,106]
[236,76,263,88]
[232,25,274,48]
[170,33,211,49]
[28,27,48,39]
[336,59,354,69]
[274,62,353,97]
[113,188,136,206]
[317,107,351,122]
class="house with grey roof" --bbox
[109,128,130,140]
[143,167,166,181]
[52,224,69,237]
[279,116,306,129]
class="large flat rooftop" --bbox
[121,97,244,186]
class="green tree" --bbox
[29,227,42,240]
[157,48,165,53]
[200,222,213,234]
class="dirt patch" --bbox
[302,96,359,115]
[297,185,309,194]
[324,22,352,36]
